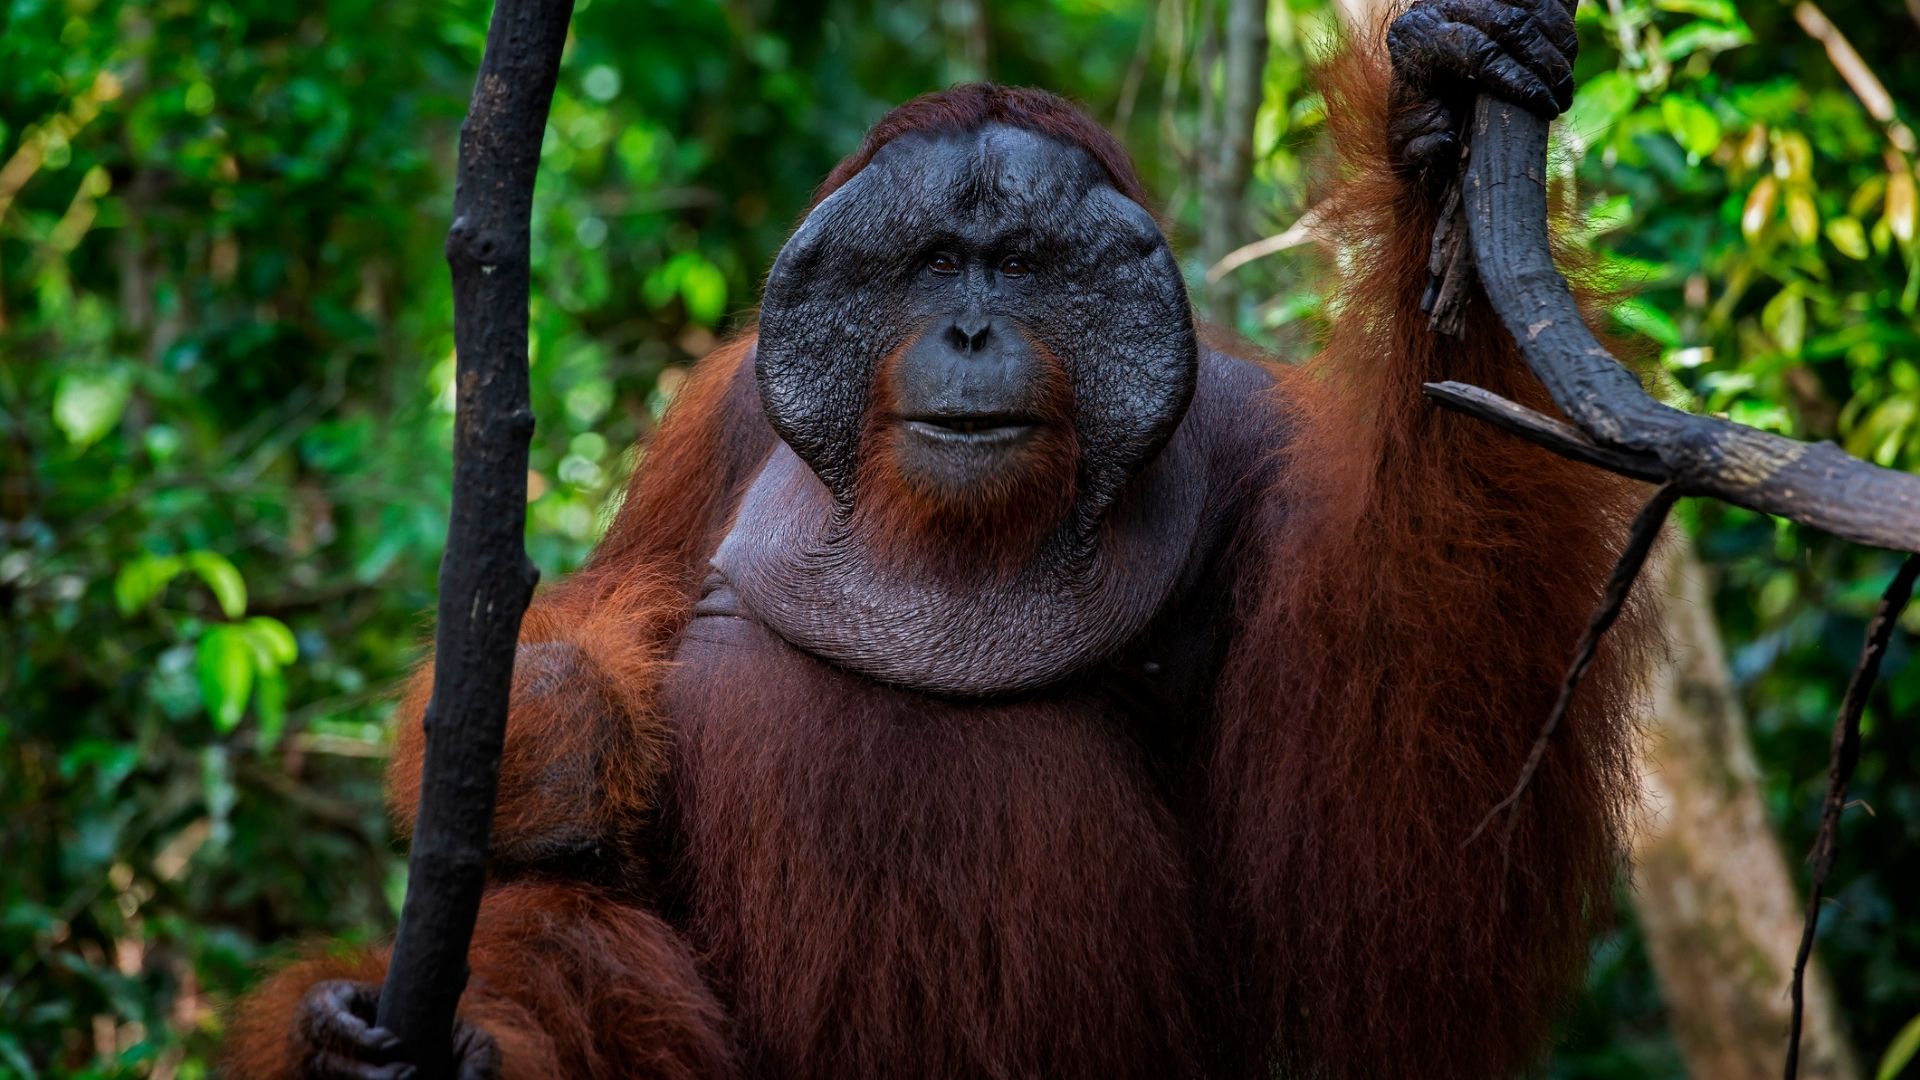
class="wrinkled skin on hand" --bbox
[295,980,501,1080]
[1386,0,1578,179]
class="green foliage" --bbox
[2,0,1916,1074]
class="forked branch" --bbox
[1440,98,1920,554]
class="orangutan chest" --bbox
[660,609,1206,1078]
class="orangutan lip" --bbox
[903,416,1037,444]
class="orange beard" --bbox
[850,337,1080,580]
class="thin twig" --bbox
[1423,381,1669,483]
[1791,1,1917,155]
[1784,553,1920,1080]
[1203,202,1329,283]
[1466,482,1681,856]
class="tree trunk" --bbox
[1200,0,1267,319]
[1631,539,1859,1080]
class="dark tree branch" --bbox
[1785,554,1920,1080]
[1423,381,1668,484]
[1464,482,1680,862]
[1432,90,1920,1079]
[374,0,573,1073]
[1455,97,1920,555]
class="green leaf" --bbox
[1659,19,1752,60]
[1660,97,1722,160]
[52,367,133,448]
[1846,398,1917,465]
[1786,189,1820,246]
[196,626,254,732]
[1653,0,1736,21]
[1564,71,1638,151]
[242,616,299,666]
[1763,288,1807,356]
[1613,298,1683,348]
[185,551,248,619]
[113,554,183,616]
[1878,1011,1920,1080]
[1827,217,1870,260]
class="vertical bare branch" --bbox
[1786,554,1920,1080]
[373,0,572,1073]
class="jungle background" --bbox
[3,0,1919,1075]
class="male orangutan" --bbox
[228,0,1650,1075]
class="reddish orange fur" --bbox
[665,639,1203,1076]
[383,335,772,865]
[227,34,1654,1079]
[852,333,1080,575]
[1208,28,1653,1078]
[226,338,770,1077]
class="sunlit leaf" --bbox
[1660,97,1722,159]
[1786,189,1819,246]
[1614,298,1683,348]
[1736,124,1768,170]
[1762,288,1807,356]
[1850,174,1887,219]
[1773,132,1813,182]
[1827,217,1870,260]
[1743,176,1777,241]
[52,368,132,448]
[241,615,299,667]
[185,551,247,619]
[1889,168,1917,244]
[196,626,254,732]
[1564,71,1637,151]
[1659,20,1751,60]
[114,554,183,616]
[1653,0,1736,22]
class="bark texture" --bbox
[375,0,572,1073]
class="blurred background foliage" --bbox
[0,0,1916,1074]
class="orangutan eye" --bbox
[998,255,1031,278]
[928,252,961,275]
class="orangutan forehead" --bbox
[863,122,1113,216]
